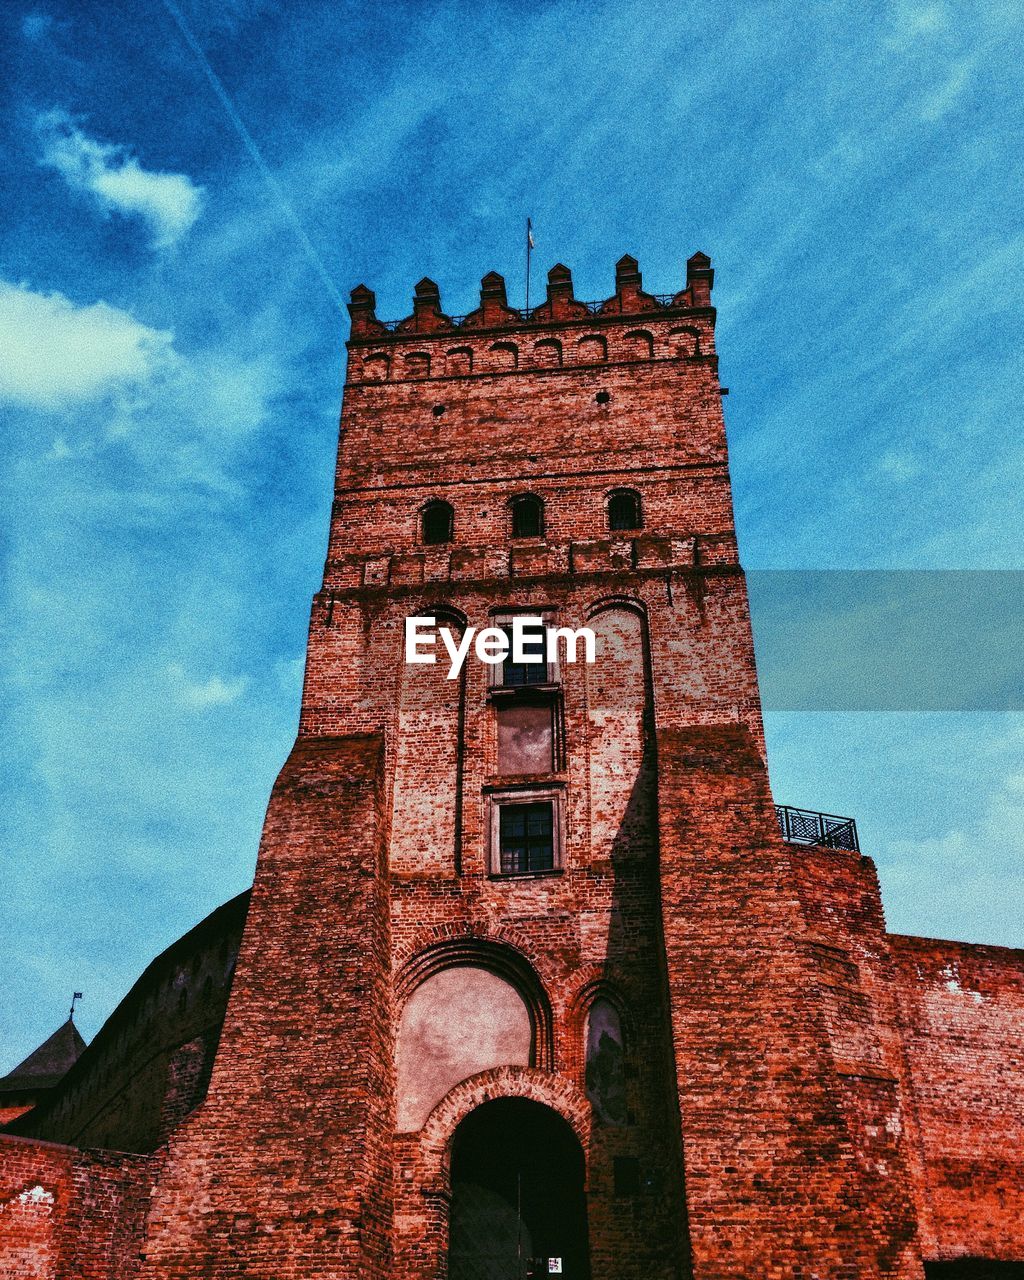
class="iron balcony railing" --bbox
[775,804,859,852]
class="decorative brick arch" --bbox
[622,328,655,359]
[361,351,390,381]
[418,1065,592,1184]
[585,593,649,622]
[532,337,563,368]
[567,971,636,1037]
[488,340,519,370]
[575,333,607,363]
[394,934,554,1068]
[562,969,638,1079]
[669,325,702,357]
[392,920,556,991]
[444,345,473,375]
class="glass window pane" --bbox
[497,801,554,874]
[501,623,548,686]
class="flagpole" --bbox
[525,217,532,314]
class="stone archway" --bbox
[448,1097,590,1280]
[395,1068,592,1280]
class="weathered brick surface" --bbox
[137,734,394,1279]
[3,252,1023,1278]
[656,727,923,1279]
[9,894,248,1154]
[889,936,1024,1263]
[0,1134,153,1280]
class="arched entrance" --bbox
[449,1097,591,1280]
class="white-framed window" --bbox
[491,610,558,688]
[486,786,564,877]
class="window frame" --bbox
[510,492,545,540]
[421,499,454,546]
[486,786,565,878]
[489,609,559,690]
[607,488,643,533]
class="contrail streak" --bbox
[158,0,347,313]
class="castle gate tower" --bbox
[137,254,927,1279]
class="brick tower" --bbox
[137,254,927,1279]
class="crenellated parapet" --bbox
[347,252,715,343]
[346,253,718,384]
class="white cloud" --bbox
[919,57,974,122]
[0,279,174,410]
[883,757,1024,945]
[22,11,56,40]
[167,663,248,709]
[36,110,204,249]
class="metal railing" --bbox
[775,804,859,852]
[378,292,688,331]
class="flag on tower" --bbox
[525,217,535,312]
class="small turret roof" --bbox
[0,1019,86,1093]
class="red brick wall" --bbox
[656,727,924,1280]
[131,255,933,1278]
[890,935,1024,1263]
[138,735,394,1280]
[15,253,1021,1279]
[789,844,933,1270]
[0,1134,153,1280]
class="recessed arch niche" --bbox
[622,329,654,360]
[576,334,607,364]
[489,341,519,371]
[585,995,627,1124]
[585,602,654,862]
[361,351,390,381]
[389,606,463,877]
[532,337,562,368]
[395,965,532,1132]
[445,346,473,376]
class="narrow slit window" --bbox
[511,494,544,538]
[422,500,454,545]
[608,490,642,532]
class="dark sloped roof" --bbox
[0,1018,87,1093]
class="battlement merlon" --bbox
[345,252,717,345]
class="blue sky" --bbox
[1,0,1022,1064]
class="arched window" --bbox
[422,500,454,545]
[585,997,627,1124]
[607,489,642,532]
[511,493,544,538]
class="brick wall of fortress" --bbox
[789,847,1024,1268]
[889,935,1024,1264]
[0,1135,153,1280]
[136,259,924,1279]
[2,257,1023,1279]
